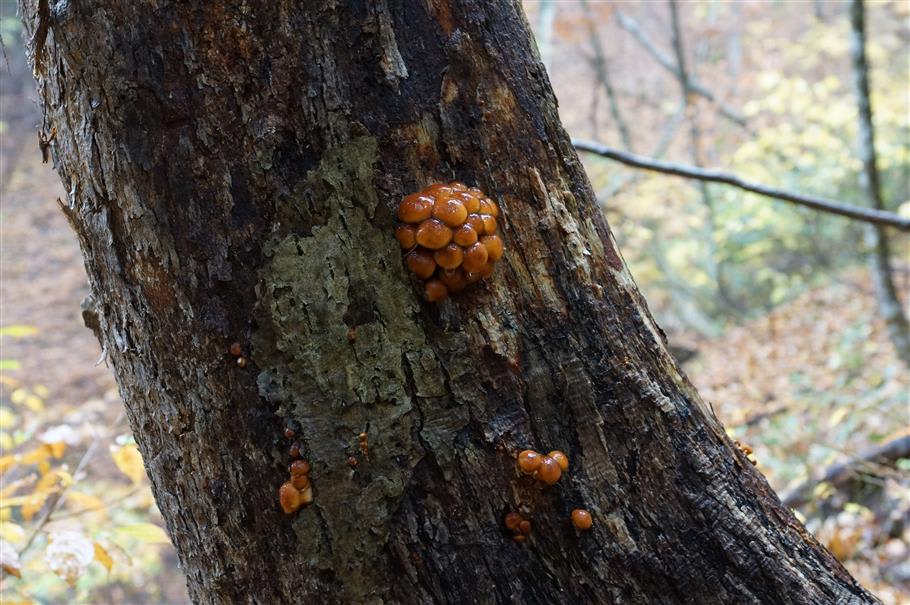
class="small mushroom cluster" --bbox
[229,341,248,368]
[517,449,569,485]
[504,512,533,543]
[396,182,505,302]
[505,448,595,539]
[278,427,314,514]
[734,440,757,465]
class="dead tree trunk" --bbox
[20,1,878,603]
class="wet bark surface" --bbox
[20,1,878,603]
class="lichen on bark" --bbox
[252,136,474,601]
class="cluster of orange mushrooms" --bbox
[395,182,505,301]
[504,512,533,543]
[507,448,594,539]
[278,427,314,514]
[517,449,569,485]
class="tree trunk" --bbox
[20,1,877,603]
[848,0,910,367]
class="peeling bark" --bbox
[20,1,878,603]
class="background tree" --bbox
[848,0,910,365]
[16,1,884,603]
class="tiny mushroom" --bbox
[279,482,302,515]
[517,450,542,475]
[536,456,562,485]
[571,509,593,531]
[548,451,569,472]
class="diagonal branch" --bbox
[572,139,910,231]
[780,434,910,508]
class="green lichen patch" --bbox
[251,137,471,601]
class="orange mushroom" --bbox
[571,509,593,530]
[536,456,562,485]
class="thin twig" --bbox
[48,485,146,522]
[614,9,749,129]
[572,139,910,232]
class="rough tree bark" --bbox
[20,1,878,604]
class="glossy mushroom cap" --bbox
[279,482,301,514]
[536,456,562,485]
[571,509,593,530]
[517,450,542,474]
[548,451,569,472]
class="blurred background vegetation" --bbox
[1,1,908,603]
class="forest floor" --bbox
[2,54,907,605]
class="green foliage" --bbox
[585,6,909,333]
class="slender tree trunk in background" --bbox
[668,0,740,318]
[848,0,910,367]
[535,0,556,72]
[581,0,634,153]
[21,1,878,603]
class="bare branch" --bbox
[781,434,910,508]
[614,9,749,129]
[572,139,910,232]
[595,93,685,201]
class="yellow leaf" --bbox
[55,470,73,487]
[0,432,13,451]
[0,496,31,508]
[46,442,66,459]
[33,385,50,398]
[827,407,849,429]
[93,542,113,573]
[0,523,26,546]
[22,396,44,413]
[66,492,105,514]
[19,446,50,466]
[0,326,39,339]
[111,444,145,484]
[0,454,16,474]
[35,470,64,494]
[21,493,48,522]
[114,523,170,544]
[0,408,16,430]
[10,389,26,405]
